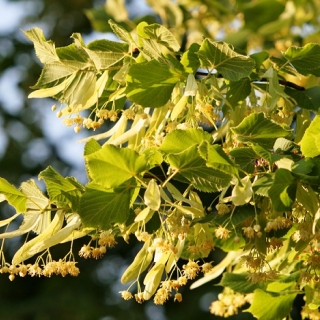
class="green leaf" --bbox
[84,139,101,156]
[296,183,318,215]
[267,281,294,293]
[31,63,74,89]
[273,138,295,153]
[141,147,163,168]
[79,183,132,229]
[143,24,180,52]
[167,145,232,192]
[180,43,201,73]
[55,40,93,70]
[292,158,314,176]
[258,17,291,37]
[85,144,153,188]
[263,67,290,110]
[226,77,251,106]
[250,51,269,71]
[24,27,59,64]
[295,109,312,143]
[241,0,285,31]
[0,178,27,213]
[214,231,246,252]
[85,39,128,70]
[229,147,257,174]
[283,43,320,77]
[84,8,115,33]
[252,174,274,197]
[108,19,134,43]
[38,166,84,211]
[218,272,266,294]
[231,205,256,225]
[30,70,97,112]
[198,141,238,176]
[285,86,320,111]
[197,39,255,81]
[245,289,296,320]
[160,128,212,154]
[268,169,296,212]
[126,59,183,108]
[299,115,320,157]
[231,112,292,148]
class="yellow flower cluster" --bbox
[210,289,253,317]
[78,245,107,259]
[0,260,79,281]
[247,270,278,284]
[79,230,117,259]
[301,304,320,320]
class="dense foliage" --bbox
[1,1,320,319]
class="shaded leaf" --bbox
[229,147,257,174]
[181,43,201,73]
[241,0,285,31]
[283,44,320,77]
[226,77,251,106]
[263,67,290,110]
[285,86,320,111]
[268,169,296,212]
[250,51,269,70]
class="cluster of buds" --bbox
[154,280,184,305]
[210,289,253,317]
[79,230,117,259]
[119,260,212,305]
[1,260,79,281]
[96,109,118,122]
[78,244,107,259]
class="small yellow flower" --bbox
[174,293,182,302]
[215,226,231,240]
[119,291,133,300]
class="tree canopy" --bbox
[2,0,320,319]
